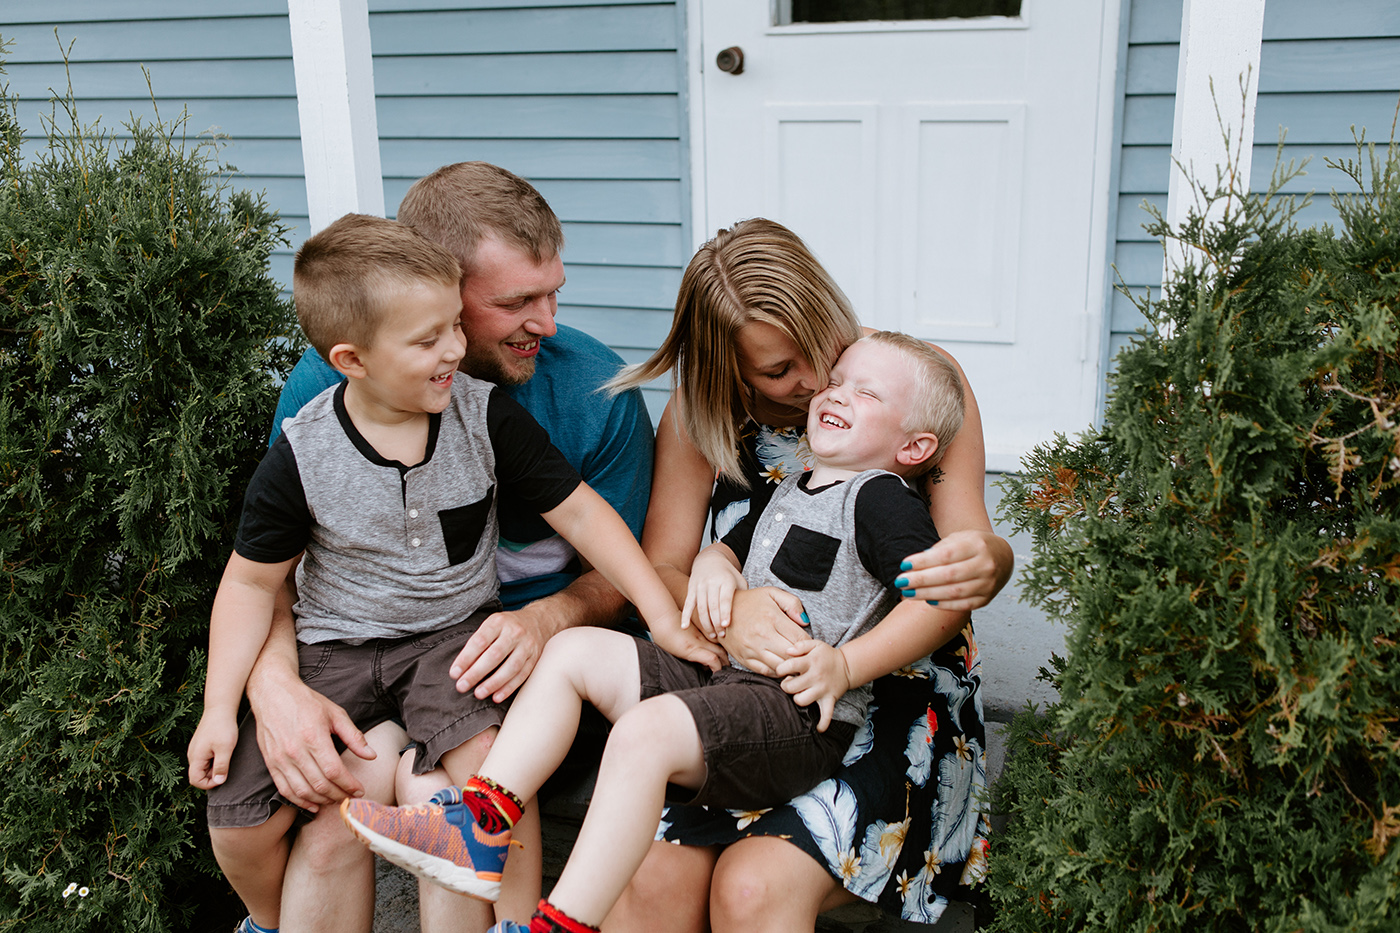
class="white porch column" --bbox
[1164,0,1266,285]
[288,0,385,233]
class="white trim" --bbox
[1163,0,1265,288]
[1080,0,1123,413]
[288,0,385,234]
[686,0,709,250]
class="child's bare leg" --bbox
[547,694,706,926]
[280,720,406,933]
[210,805,299,929]
[471,627,644,798]
[403,733,499,933]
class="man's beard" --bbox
[459,342,535,386]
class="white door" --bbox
[690,0,1120,470]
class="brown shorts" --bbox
[207,606,506,829]
[633,638,857,811]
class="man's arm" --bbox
[453,378,655,702]
[244,557,377,811]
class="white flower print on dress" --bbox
[848,817,910,900]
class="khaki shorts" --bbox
[633,638,857,811]
[207,605,505,829]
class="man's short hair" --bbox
[863,331,965,467]
[293,213,462,358]
[396,162,564,277]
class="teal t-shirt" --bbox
[270,324,654,609]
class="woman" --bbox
[603,218,1014,930]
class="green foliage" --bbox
[989,142,1400,932]
[0,70,298,929]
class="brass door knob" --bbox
[716,46,744,75]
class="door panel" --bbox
[695,0,1117,469]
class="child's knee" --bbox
[209,808,294,867]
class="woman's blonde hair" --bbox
[609,218,861,484]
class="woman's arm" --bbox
[900,344,1014,610]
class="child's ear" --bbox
[897,432,939,469]
[326,343,368,379]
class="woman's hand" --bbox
[718,586,809,676]
[895,529,1014,611]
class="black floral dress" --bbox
[656,423,990,923]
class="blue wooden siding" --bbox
[1106,0,1400,383]
[1,1,690,413]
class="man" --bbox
[243,162,654,932]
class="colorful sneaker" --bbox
[232,918,277,933]
[487,923,530,933]
[340,787,512,900]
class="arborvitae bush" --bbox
[990,143,1400,932]
[0,71,299,929]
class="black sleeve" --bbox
[854,475,940,586]
[233,433,313,563]
[718,476,780,565]
[486,389,584,514]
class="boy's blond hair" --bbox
[862,331,965,468]
[396,162,564,276]
[293,214,462,358]
[607,218,863,486]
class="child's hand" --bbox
[652,621,727,673]
[776,640,852,733]
[681,549,748,638]
[187,713,239,790]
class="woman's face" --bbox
[735,321,825,419]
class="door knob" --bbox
[716,46,744,75]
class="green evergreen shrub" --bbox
[989,143,1400,932]
[0,66,299,930]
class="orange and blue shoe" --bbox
[340,786,512,901]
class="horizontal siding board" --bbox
[1128,38,1400,96]
[1123,92,1400,146]
[557,223,689,267]
[1109,290,1152,334]
[4,18,292,62]
[1115,191,1347,242]
[373,0,664,10]
[557,306,675,349]
[384,176,684,223]
[1118,143,1376,194]
[369,6,677,55]
[1129,0,1400,44]
[1111,240,1164,288]
[380,138,681,180]
[559,263,683,311]
[4,59,296,100]
[4,1,288,23]
[11,97,302,139]
[376,95,680,139]
[373,51,679,96]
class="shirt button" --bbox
[411,538,421,548]
[409,509,419,518]
[774,512,784,522]
[761,538,771,547]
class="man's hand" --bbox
[250,676,376,812]
[776,640,853,733]
[187,713,238,790]
[449,602,555,703]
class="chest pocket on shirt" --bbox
[438,487,495,566]
[770,525,841,592]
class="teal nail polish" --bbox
[900,560,913,571]
[895,577,909,588]
[902,589,916,598]
[926,599,939,606]
[800,612,810,625]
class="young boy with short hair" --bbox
[186,214,716,933]
[340,330,968,933]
